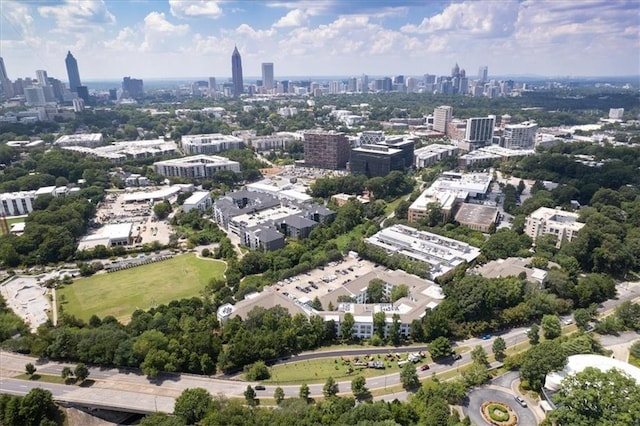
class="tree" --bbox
[400,362,420,391]
[527,324,540,345]
[18,388,58,426]
[311,296,323,311]
[273,386,285,405]
[61,366,73,381]
[573,307,594,329]
[367,278,385,303]
[492,337,507,361]
[471,345,488,366]
[25,363,36,377]
[299,383,310,402]
[74,363,89,382]
[351,375,370,401]
[153,200,171,220]
[390,284,409,302]
[389,313,402,345]
[520,341,567,390]
[541,314,562,340]
[139,412,186,426]
[323,376,339,398]
[341,312,355,340]
[550,367,640,426]
[174,388,212,425]
[373,311,387,339]
[615,301,640,331]
[244,361,270,381]
[244,385,258,407]
[429,337,452,359]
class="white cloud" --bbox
[273,9,309,28]
[0,0,37,46]
[140,12,190,52]
[38,0,115,30]
[235,24,276,39]
[401,0,519,37]
[169,0,223,19]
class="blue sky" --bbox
[1,0,638,81]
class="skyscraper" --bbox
[0,57,8,82]
[478,66,488,84]
[261,63,274,91]
[433,106,453,134]
[36,70,49,87]
[0,57,12,97]
[208,77,217,97]
[65,51,82,93]
[231,46,243,97]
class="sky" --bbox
[1,0,639,82]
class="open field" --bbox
[57,254,225,322]
[264,353,433,385]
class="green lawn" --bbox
[57,254,226,322]
[264,353,432,385]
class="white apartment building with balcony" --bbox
[525,207,585,246]
[180,133,243,155]
[153,155,240,179]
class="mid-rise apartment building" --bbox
[525,207,585,246]
[433,105,453,134]
[153,155,240,179]
[181,134,243,155]
[502,121,538,149]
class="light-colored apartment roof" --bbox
[219,287,313,321]
[366,224,481,278]
[183,191,211,206]
[475,257,552,284]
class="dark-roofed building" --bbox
[213,189,334,250]
[454,203,499,232]
[276,215,318,238]
[350,145,407,177]
[243,225,285,252]
[304,205,336,224]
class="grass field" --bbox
[57,254,226,322]
[264,352,434,385]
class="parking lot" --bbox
[92,189,174,246]
[273,256,377,302]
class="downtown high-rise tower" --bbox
[65,51,82,93]
[231,46,243,97]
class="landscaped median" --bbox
[481,401,518,426]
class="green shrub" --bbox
[487,404,509,422]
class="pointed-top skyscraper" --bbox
[231,46,243,97]
[65,51,82,93]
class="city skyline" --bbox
[0,1,639,81]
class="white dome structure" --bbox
[544,354,640,392]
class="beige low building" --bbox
[474,257,554,284]
[454,203,499,232]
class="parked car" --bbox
[563,318,574,325]
[255,385,266,391]
[452,353,462,361]
[514,395,527,407]
[420,364,430,371]
[482,334,492,340]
